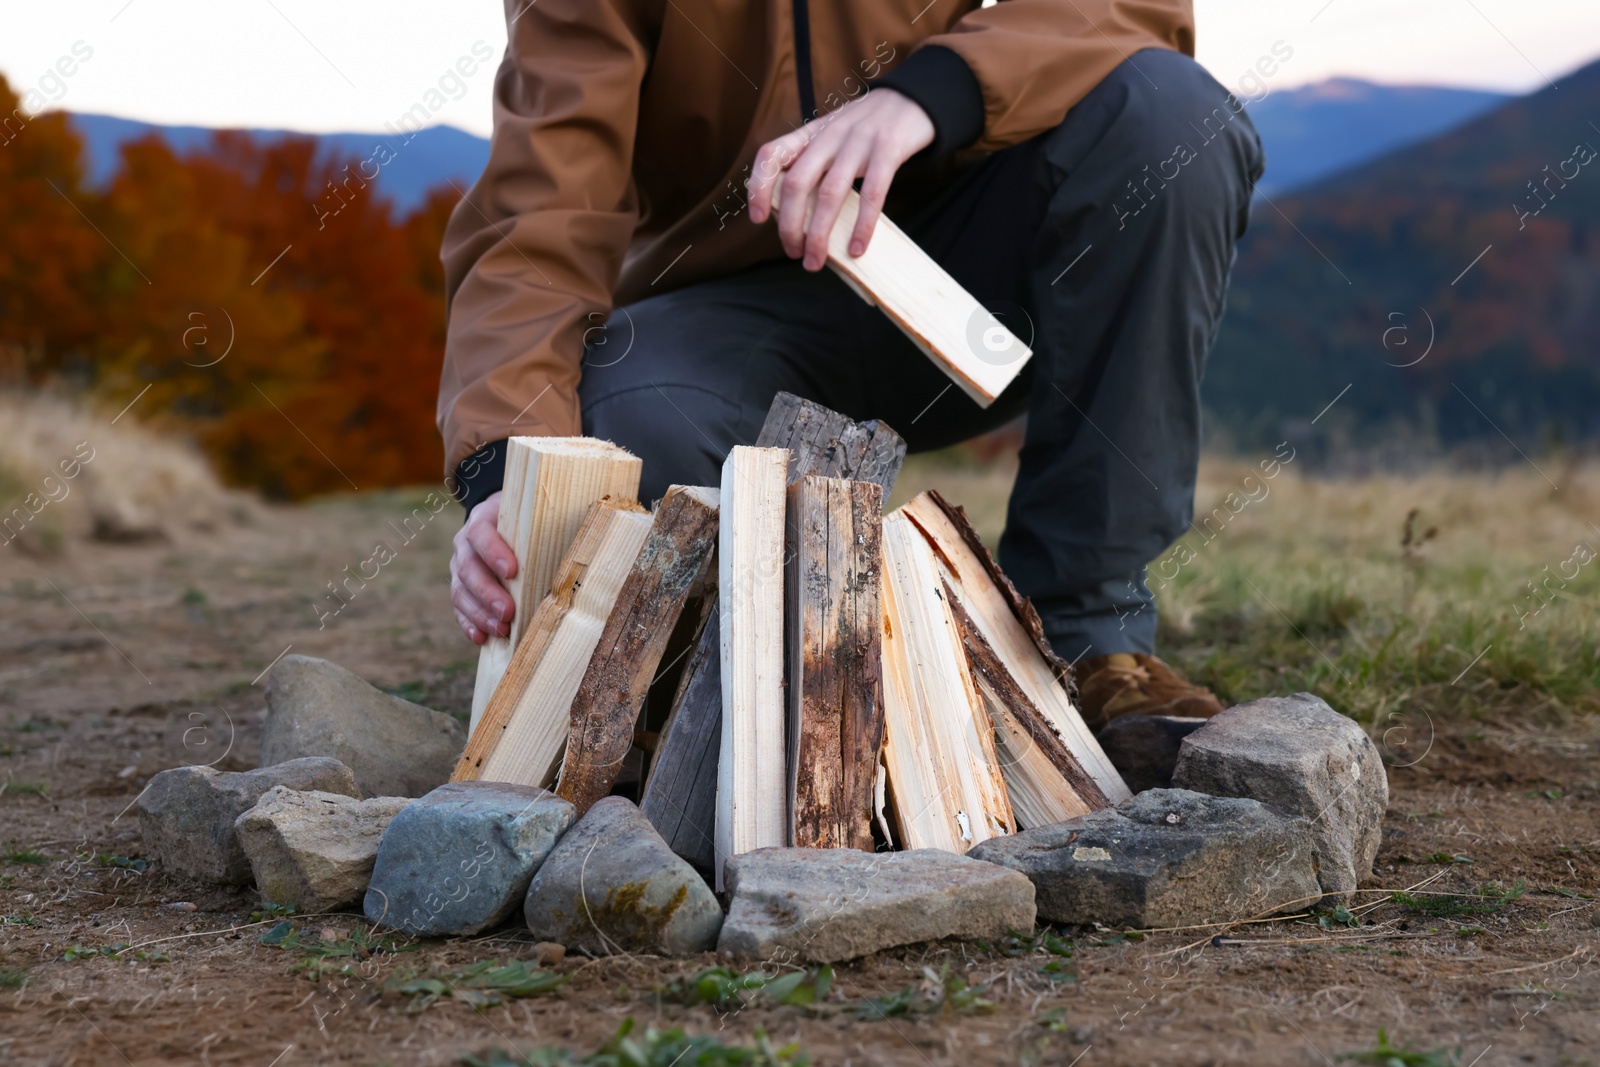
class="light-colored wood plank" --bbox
[879,510,1013,853]
[898,491,1132,807]
[555,486,719,816]
[770,190,1031,407]
[715,446,789,886]
[468,437,643,733]
[640,393,905,867]
[785,476,884,851]
[456,500,652,788]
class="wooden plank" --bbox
[469,437,643,733]
[785,476,884,851]
[944,578,1109,827]
[879,510,1014,853]
[715,446,790,886]
[555,485,720,817]
[898,491,1132,806]
[769,189,1031,407]
[638,596,721,867]
[640,393,906,867]
[455,500,653,787]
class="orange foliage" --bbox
[0,74,453,499]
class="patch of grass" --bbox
[181,588,207,605]
[1339,1027,1462,1065]
[656,965,834,1012]
[86,852,149,872]
[2,914,38,927]
[1424,853,1473,865]
[1390,879,1526,919]
[63,943,168,962]
[3,845,45,864]
[462,1019,809,1066]
[0,966,29,989]
[248,902,297,923]
[981,927,1077,982]
[386,959,567,1013]
[854,964,994,1020]
[257,920,415,979]
[1,775,49,797]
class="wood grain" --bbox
[715,446,790,886]
[468,437,642,732]
[770,189,1031,407]
[784,475,884,851]
[555,485,719,816]
[640,393,906,867]
[898,491,1131,807]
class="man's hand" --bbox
[450,491,518,645]
[747,89,934,271]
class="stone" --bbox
[1171,692,1388,901]
[137,757,360,884]
[968,789,1320,928]
[524,797,721,956]
[261,654,466,798]
[364,781,574,936]
[234,787,409,912]
[1095,715,1207,793]
[717,847,1035,963]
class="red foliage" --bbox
[0,74,452,499]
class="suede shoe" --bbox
[1077,652,1225,732]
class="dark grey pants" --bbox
[580,49,1263,662]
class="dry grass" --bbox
[0,390,254,553]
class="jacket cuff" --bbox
[453,439,509,516]
[874,45,985,157]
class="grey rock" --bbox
[364,782,574,936]
[1095,715,1207,792]
[138,757,360,884]
[524,797,721,956]
[717,847,1035,963]
[234,787,409,912]
[1171,692,1388,901]
[261,654,465,798]
[969,789,1320,928]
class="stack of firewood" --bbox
[453,394,1130,885]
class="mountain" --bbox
[1246,78,1509,195]
[71,113,490,213]
[1205,58,1600,455]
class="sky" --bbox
[1,0,1594,137]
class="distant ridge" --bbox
[70,113,490,214]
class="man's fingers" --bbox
[748,129,811,223]
[849,152,898,258]
[465,514,516,580]
[455,608,485,645]
[451,547,512,636]
[806,138,870,270]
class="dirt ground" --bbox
[2,488,1597,1066]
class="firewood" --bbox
[640,393,905,868]
[555,485,719,816]
[454,499,653,787]
[468,437,642,733]
[897,491,1131,809]
[879,509,1014,853]
[715,446,790,886]
[784,475,884,851]
[769,188,1031,407]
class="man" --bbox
[441,0,1263,726]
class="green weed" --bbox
[3,846,45,864]
[1390,879,1526,919]
[461,1018,808,1066]
[656,965,833,1012]
[256,920,414,979]
[63,943,168,962]
[386,959,566,1013]
[854,964,993,1019]
[1339,1027,1461,1065]
[0,966,28,988]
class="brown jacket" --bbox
[438,0,1194,481]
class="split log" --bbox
[640,393,905,867]
[454,499,653,787]
[879,509,1014,853]
[468,437,642,732]
[770,188,1031,408]
[555,486,720,816]
[897,491,1131,809]
[715,446,790,885]
[784,475,884,851]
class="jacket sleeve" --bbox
[437,0,653,485]
[877,0,1193,154]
